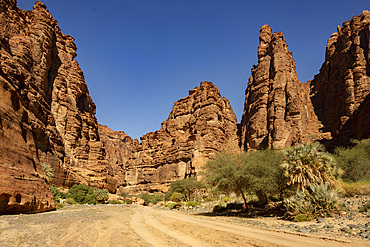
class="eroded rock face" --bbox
[98,124,139,186]
[311,10,370,144]
[122,81,238,193]
[239,25,321,151]
[0,0,116,213]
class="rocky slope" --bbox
[0,0,117,213]
[311,10,370,145]
[122,81,238,194]
[239,25,321,151]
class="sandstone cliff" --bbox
[98,124,139,187]
[122,81,238,193]
[239,25,321,151]
[0,0,117,213]
[311,10,370,144]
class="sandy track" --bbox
[0,205,366,247]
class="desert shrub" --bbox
[124,198,133,204]
[108,200,123,204]
[340,181,370,197]
[95,188,109,203]
[164,191,172,201]
[213,204,227,213]
[67,184,97,205]
[170,192,184,202]
[186,201,201,207]
[50,186,66,203]
[139,193,163,204]
[284,183,339,220]
[166,202,183,209]
[169,177,207,201]
[334,139,370,182]
[65,197,77,204]
[281,142,341,191]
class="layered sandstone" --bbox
[98,124,139,186]
[0,1,116,213]
[239,25,321,151]
[122,81,238,193]
[311,10,370,144]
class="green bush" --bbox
[124,198,133,204]
[169,177,207,201]
[168,202,183,209]
[108,200,123,204]
[170,192,184,202]
[50,186,66,203]
[139,193,163,204]
[187,201,201,207]
[67,184,97,205]
[41,162,54,182]
[284,183,339,220]
[213,204,227,213]
[335,139,370,182]
[65,197,77,204]
[95,189,109,203]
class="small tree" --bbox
[169,177,206,201]
[203,150,251,205]
[67,184,97,204]
[280,142,340,191]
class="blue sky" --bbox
[18,0,369,140]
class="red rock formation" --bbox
[311,10,370,144]
[98,124,139,186]
[0,1,117,213]
[239,25,321,151]
[122,81,238,194]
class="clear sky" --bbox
[18,0,369,140]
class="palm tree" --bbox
[280,142,340,191]
[41,162,54,182]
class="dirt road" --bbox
[0,205,367,246]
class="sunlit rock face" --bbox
[0,0,117,213]
[122,81,238,194]
[311,10,370,144]
[239,25,320,151]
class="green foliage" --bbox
[139,193,163,205]
[65,197,77,204]
[169,177,206,201]
[170,192,184,202]
[41,162,54,182]
[124,198,133,204]
[280,142,341,191]
[166,202,183,209]
[108,200,123,204]
[67,184,97,205]
[213,204,227,213]
[95,189,109,203]
[50,186,66,203]
[203,149,285,205]
[334,139,370,182]
[186,201,201,207]
[284,183,339,219]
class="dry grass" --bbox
[338,181,370,197]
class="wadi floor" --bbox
[0,204,368,247]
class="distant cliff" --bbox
[123,81,238,194]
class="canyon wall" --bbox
[239,25,321,151]
[0,0,117,213]
[310,10,370,145]
[122,81,238,193]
